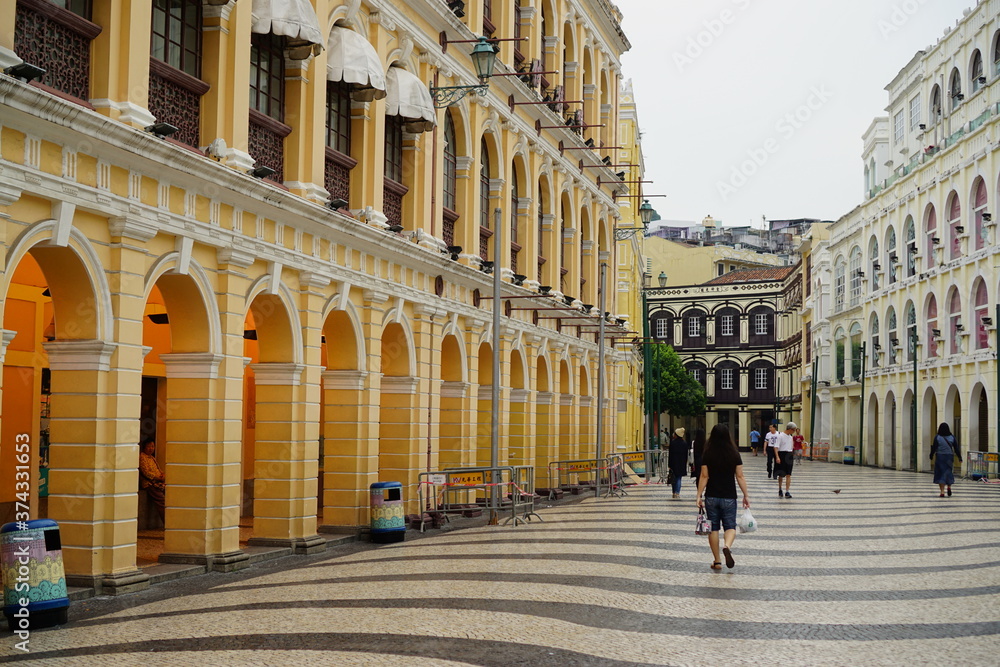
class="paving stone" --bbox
[2,463,999,665]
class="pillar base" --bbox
[318,524,365,535]
[247,534,327,555]
[67,569,151,596]
[159,550,251,573]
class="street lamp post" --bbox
[911,326,918,471]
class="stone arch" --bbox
[921,386,940,471]
[969,382,989,453]
[884,390,897,469]
[244,276,303,364]
[3,221,113,342]
[865,392,879,467]
[320,292,366,371]
[380,319,414,378]
[143,253,221,354]
[325,0,365,34]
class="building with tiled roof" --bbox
[703,266,795,286]
[643,262,802,444]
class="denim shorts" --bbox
[704,496,737,532]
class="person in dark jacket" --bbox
[668,427,689,499]
[931,422,960,497]
[691,428,706,481]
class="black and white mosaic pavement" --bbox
[3,461,999,665]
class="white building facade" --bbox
[815,0,999,471]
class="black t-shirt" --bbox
[702,450,743,499]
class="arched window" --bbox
[870,314,881,368]
[834,259,846,311]
[714,360,740,399]
[925,205,938,262]
[948,191,962,260]
[686,361,707,389]
[715,306,739,343]
[905,302,916,362]
[971,50,984,93]
[849,247,862,306]
[972,178,988,252]
[869,236,880,291]
[480,138,491,232]
[748,359,774,399]
[652,311,673,342]
[510,166,520,274]
[927,295,939,358]
[682,308,707,348]
[748,306,774,345]
[930,85,942,125]
[149,0,205,147]
[904,216,916,277]
[994,32,1000,76]
[950,68,963,108]
[949,290,962,355]
[888,308,898,365]
[974,280,990,350]
[886,227,898,284]
[442,113,458,245]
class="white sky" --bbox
[618,0,977,228]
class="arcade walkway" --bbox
[5,461,999,665]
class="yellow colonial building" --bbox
[0,0,643,594]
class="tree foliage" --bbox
[649,344,706,418]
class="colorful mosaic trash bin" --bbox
[843,446,856,465]
[370,481,405,544]
[2,519,69,631]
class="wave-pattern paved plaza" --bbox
[4,461,1000,665]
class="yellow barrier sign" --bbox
[986,452,999,463]
[449,472,484,485]
[565,462,593,472]
[623,453,644,462]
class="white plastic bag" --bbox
[738,508,757,534]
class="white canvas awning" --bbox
[385,67,436,133]
[251,0,324,57]
[327,26,386,102]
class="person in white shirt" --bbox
[775,422,796,498]
[763,424,779,478]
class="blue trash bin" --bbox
[2,519,70,631]
[370,482,405,544]
[843,446,856,465]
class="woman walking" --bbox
[668,427,689,499]
[931,422,960,497]
[696,424,750,570]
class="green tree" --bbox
[649,344,706,418]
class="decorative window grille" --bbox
[324,80,354,203]
[14,0,100,102]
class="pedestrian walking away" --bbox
[668,428,689,498]
[931,422,960,497]
[696,424,750,570]
[749,427,761,456]
[764,424,778,477]
[775,422,796,498]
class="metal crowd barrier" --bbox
[547,456,626,499]
[621,449,664,483]
[965,451,999,480]
[417,466,541,531]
